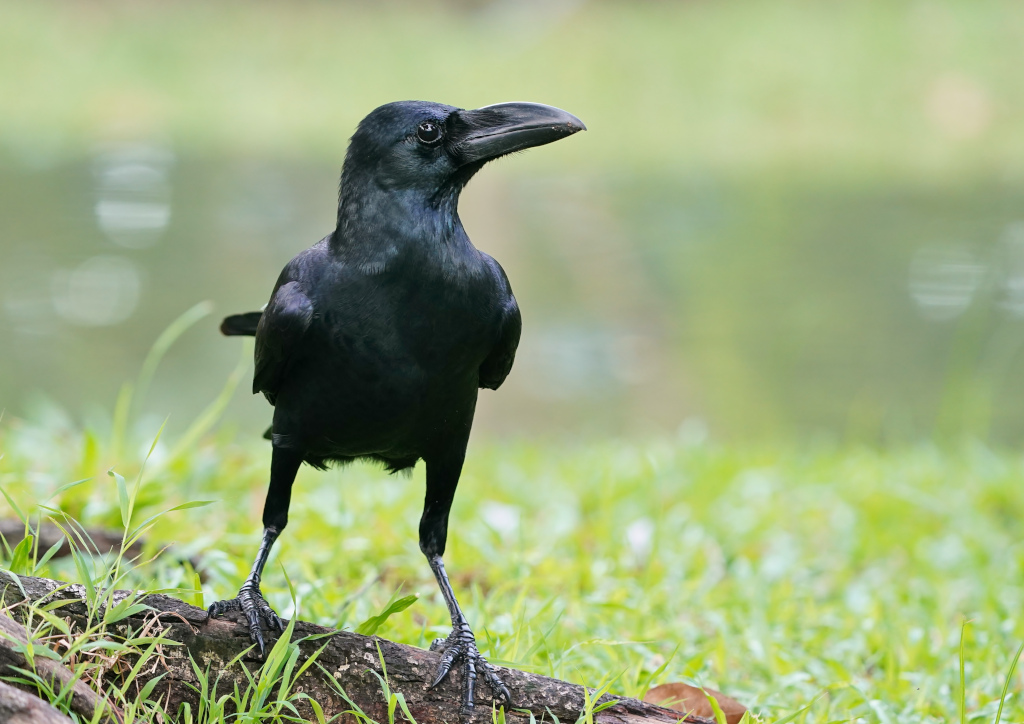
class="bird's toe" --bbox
[469,651,510,710]
[430,642,464,688]
[255,596,285,632]
[208,597,240,618]
[483,665,512,707]
[246,611,267,656]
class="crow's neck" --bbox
[331,174,472,270]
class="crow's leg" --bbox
[208,446,302,657]
[421,452,511,713]
[426,555,512,712]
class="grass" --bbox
[3,367,1024,721]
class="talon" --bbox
[431,645,460,688]
[252,625,266,657]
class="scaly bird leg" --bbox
[208,526,284,656]
[427,554,511,713]
[208,446,301,657]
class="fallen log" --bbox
[0,680,75,724]
[0,607,123,724]
[0,572,713,723]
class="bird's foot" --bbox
[429,622,511,713]
[207,582,284,657]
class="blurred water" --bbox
[50,255,142,327]
[2,148,1024,445]
[93,144,174,249]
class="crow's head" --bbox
[341,100,585,196]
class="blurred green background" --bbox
[3,0,1024,446]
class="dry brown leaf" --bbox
[644,682,747,724]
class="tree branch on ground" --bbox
[0,572,713,724]
[0,603,123,723]
[0,680,76,724]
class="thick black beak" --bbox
[448,102,586,166]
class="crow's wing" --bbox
[479,299,521,390]
[253,280,314,405]
[479,258,521,391]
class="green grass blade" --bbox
[128,500,215,544]
[138,672,167,702]
[356,592,418,637]
[104,600,151,625]
[702,688,728,724]
[993,639,1024,724]
[43,478,90,504]
[167,339,250,464]
[772,689,833,724]
[9,534,34,575]
[282,561,297,603]
[960,619,969,724]
[394,691,418,724]
[109,469,130,528]
[134,301,214,415]
[109,381,134,463]
[34,534,66,570]
[0,486,27,525]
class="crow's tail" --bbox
[220,311,263,336]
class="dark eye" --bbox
[417,121,442,145]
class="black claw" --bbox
[252,626,266,657]
[431,645,459,688]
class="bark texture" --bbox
[0,572,712,724]
[0,680,75,724]
[0,607,123,723]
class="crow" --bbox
[212,100,584,712]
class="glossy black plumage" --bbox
[209,100,584,713]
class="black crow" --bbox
[213,100,584,712]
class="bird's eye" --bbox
[416,121,442,145]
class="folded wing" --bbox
[253,281,314,405]
[479,258,522,391]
